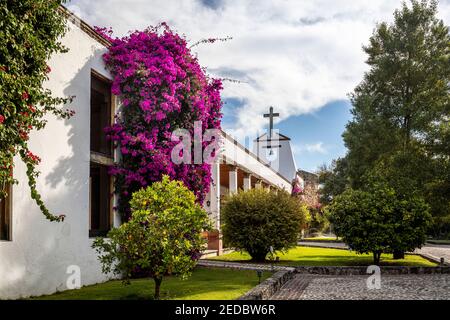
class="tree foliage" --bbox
[92,175,210,299]
[317,158,349,205]
[322,0,449,236]
[0,0,73,221]
[328,182,431,264]
[221,188,307,262]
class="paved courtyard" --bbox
[271,274,450,300]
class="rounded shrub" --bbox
[221,188,307,262]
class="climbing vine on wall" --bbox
[0,1,73,221]
[97,24,223,219]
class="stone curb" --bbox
[196,260,295,300]
[415,252,450,266]
[294,266,450,275]
[238,268,296,300]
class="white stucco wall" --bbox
[223,133,292,191]
[0,19,118,299]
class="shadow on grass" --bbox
[32,267,271,300]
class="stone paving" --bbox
[299,241,348,249]
[415,245,450,265]
[271,274,450,300]
[202,243,450,300]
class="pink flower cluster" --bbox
[98,24,223,218]
[292,184,303,195]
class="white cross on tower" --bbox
[263,106,279,139]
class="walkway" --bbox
[271,274,450,300]
[299,241,450,265]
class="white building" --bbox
[0,8,293,299]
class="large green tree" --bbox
[339,0,449,236]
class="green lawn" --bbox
[32,267,271,300]
[208,246,436,267]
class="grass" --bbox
[208,246,437,267]
[32,267,271,300]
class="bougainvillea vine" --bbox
[0,1,73,221]
[97,24,223,219]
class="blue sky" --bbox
[222,98,352,172]
[69,0,449,172]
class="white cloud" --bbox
[293,142,327,155]
[69,0,450,140]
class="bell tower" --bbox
[253,107,298,182]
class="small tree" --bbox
[221,188,307,262]
[92,175,210,299]
[306,206,330,236]
[328,183,431,264]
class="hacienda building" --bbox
[0,7,303,299]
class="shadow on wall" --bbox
[45,49,104,203]
[0,191,112,299]
[0,49,116,299]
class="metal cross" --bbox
[263,106,279,139]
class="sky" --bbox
[67,0,450,172]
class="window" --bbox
[0,183,11,241]
[90,73,113,157]
[89,71,114,238]
[89,163,111,237]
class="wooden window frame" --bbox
[0,181,12,242]
[89,69,116,238]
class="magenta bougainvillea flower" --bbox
[292,185,303,195]
[97,23,223,219]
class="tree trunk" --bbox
[373,251,381,265]
[249,250,268,263]
[153,276,162,300]
[393,250,405,260]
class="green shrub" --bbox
[92,175,210,299]
[430,215,450,240]
[221,188,307,262]
[306,207,330,235]
[328,183,431,264]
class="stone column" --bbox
[209,161,223,255]
[243,173,252,191]
[255,179,263,189]
[210,162,221,230]
[228,165,238,195]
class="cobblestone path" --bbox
[272,274,450,300]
